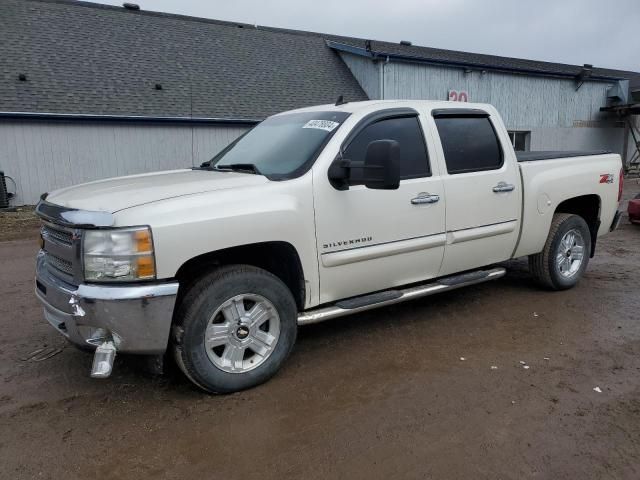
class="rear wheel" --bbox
[528,213,591,290]
[172,265,297,393]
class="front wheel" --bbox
[528,213,591,290]
[172,265,297,393]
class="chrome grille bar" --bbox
[39,220,82,286]
[42,223,73,246]
[47,253,73,276]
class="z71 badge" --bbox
[599,174,614,184]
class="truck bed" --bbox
[514,150,621,259]
[516,150,611,162]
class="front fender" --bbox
[113,176,319,306]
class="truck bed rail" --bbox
[516,150,611,162]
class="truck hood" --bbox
[45,169,269,213]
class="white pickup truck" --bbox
[34,100,623,393]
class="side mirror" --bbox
[328,139,401,190]
[361,139,401,190]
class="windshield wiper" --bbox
[213,163,262,175]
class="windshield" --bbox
[209,111,350,179]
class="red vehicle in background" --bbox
[629,193,640,224]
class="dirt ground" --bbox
[1,183,639,480]
[0,206,39,242]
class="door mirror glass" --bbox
[328,139,401,190]
[361,139,401,189]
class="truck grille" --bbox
[47,253,74,276]
[41,221,80,285]
[42,224,73,246]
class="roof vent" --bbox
[154,83,163,90]
[123,3,140,10]
[400,40,412,46]
[18,73,27,82]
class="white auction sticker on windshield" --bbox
[302,120,340,132]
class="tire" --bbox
[172,265,298,393]
[528,213,591,290]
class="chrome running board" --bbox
[297,267,506,326]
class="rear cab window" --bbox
[432,109,503,174]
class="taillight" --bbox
[618,167,624,203]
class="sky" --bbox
[86,0,639,72]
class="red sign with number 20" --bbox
[448,90,469,102]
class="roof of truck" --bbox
[282,99,498,115]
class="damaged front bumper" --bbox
[35,252,179,359]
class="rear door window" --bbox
[434,116,503,174]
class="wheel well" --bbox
[555,194,601,256]
[174,242,306,310]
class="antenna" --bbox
[335,95,346,106]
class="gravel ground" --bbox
[0,207,39,242]
[0,182,639,480]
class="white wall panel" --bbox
[0,121,249,205]
[339,53,380,100]
[530,127,625,153]
[379,60,616,130]
[339,52,626,156]
[341,53,618,126]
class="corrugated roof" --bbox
[0,0,368,120]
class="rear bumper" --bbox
[35,251,179,354]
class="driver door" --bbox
[312,109,446,304]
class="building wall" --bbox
[529,127,624,152]
[340,52,626,155]
[0,120,249,205]
[340,53,381,100]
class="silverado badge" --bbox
[323,236,373,249]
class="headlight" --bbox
[83,227,156,282]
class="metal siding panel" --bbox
[381,62,616,130]
[375,61,624,154]
[0,121,249,205]
[339,52,379,99]
[530,127,625,153]
[192,124,249,166]
[0,124,24,203]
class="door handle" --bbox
[492,182,515,193]
[411,193,440,205]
